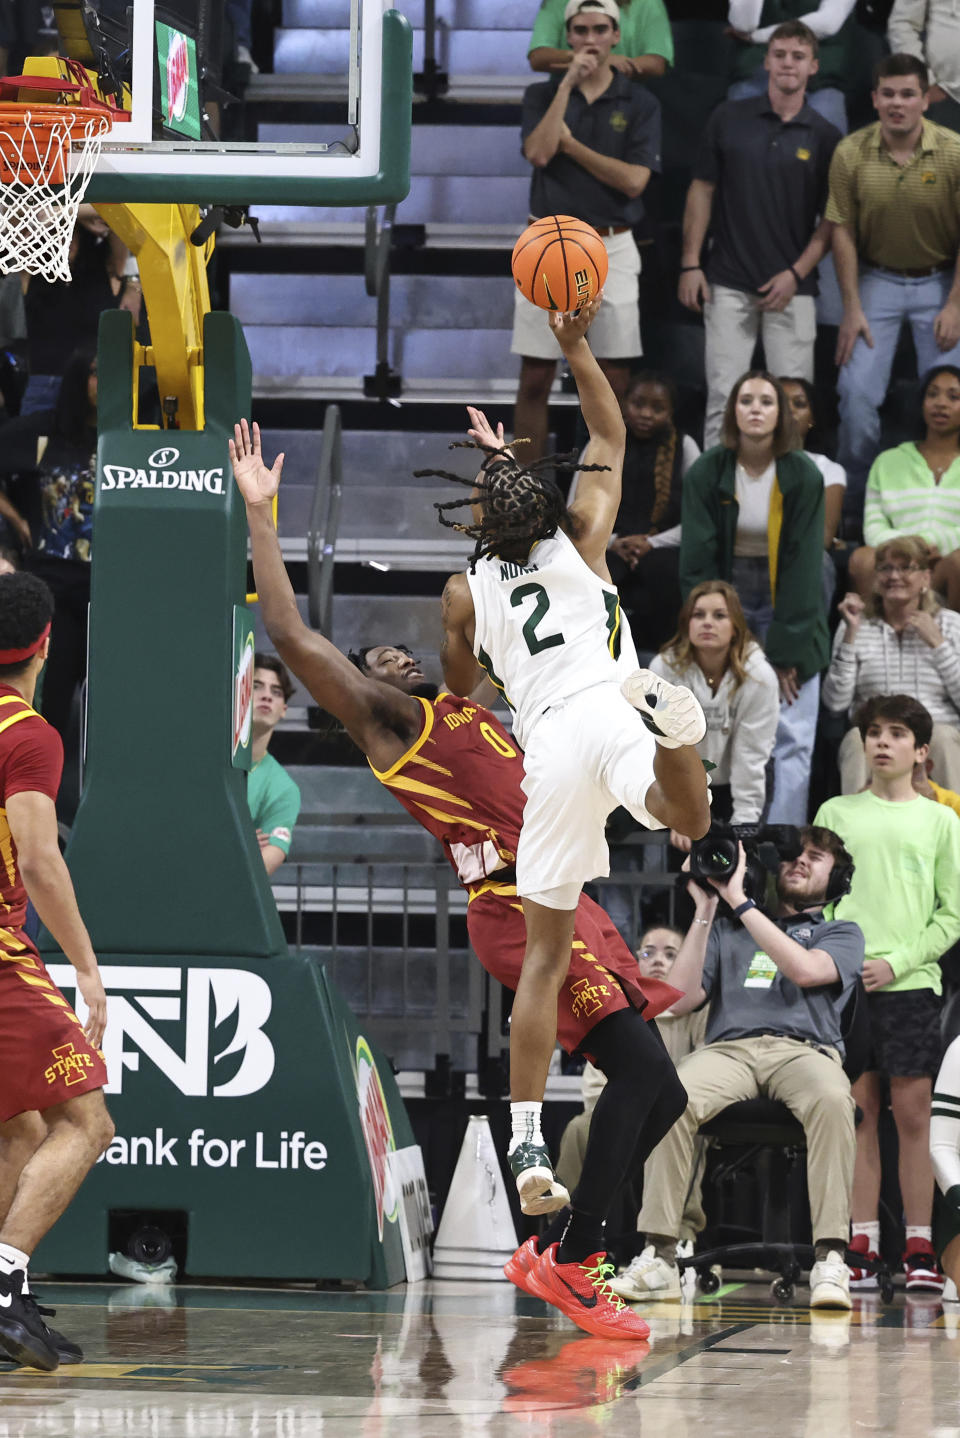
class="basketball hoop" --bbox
[0,62,128,283]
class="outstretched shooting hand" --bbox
[466,406,512,458]
[549,294,603,348]
[230,419,284,507]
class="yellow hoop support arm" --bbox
[93,201,213,432]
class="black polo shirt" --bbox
[522,71,661,229]
[694,95,840,297]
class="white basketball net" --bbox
[0,106,111,283]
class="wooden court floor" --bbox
[0,1278,956,1436]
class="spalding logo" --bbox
[101,441,225,495]
[149,446,180,467]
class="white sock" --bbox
[508,1101,543,1155]
[0,1243,29,1280]
[852,1222,880,1251]
[905,1225,932,1244]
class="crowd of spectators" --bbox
[513,0,960,1307]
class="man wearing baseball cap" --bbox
[513,0,662,460]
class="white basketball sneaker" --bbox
[809,1250,852,1310]
[621,670,706,749]
[606,1245,682,1302]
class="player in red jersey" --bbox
[0,573,113,1372]
[233,418,691,1341]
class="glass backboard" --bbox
[13,0,411,205]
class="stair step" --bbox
[246,326,519,381]
[257,123,529,177]
[290,826,442,862]
[252,374,579,405]
[245,71,530,105]
[254,590,444,659]
[219,220,521,249]
[245,173,528,226]
[284,0,533,26]
[274,28,530,75]
[231,272,515,328]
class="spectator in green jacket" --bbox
[248,653,302,876]
[679,369,828,825]
[528,0,673,79]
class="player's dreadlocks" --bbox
[415,439,611,571]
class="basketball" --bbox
[511,215,609,312]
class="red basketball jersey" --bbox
[370,692,525,885]
[0,685,63,929]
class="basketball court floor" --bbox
[0,1277,955,1436]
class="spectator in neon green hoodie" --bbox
[816,693,960,1289]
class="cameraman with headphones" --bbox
[608,826,864,1310]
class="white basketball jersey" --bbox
[466,529,638,748]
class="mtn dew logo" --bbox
[232,608,255,769]
[167,30,189,123]
[355,1036,398,1240]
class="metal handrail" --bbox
[364,201,398,392]
[307,404,343,636]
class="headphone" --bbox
[824,852,855,903]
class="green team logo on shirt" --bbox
[744,950,777,989]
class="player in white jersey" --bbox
[931,1036,960,1299]
[432,300,712,1214]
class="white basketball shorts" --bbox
[516,682,662,909]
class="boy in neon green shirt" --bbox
[815,694,960,1293]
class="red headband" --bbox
[0,622,51,665]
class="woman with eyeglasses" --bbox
[847,365,960,611]
[823,534,960,791]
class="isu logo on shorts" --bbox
[44,1043,95,1087]
[570,976,611,1020]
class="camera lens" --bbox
[128,1225,172,1265]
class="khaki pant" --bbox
[703,285,816,448]
[638,1035,856,1246]
[839,722,960,795]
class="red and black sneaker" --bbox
[526,1244,651,1341]
[504,1237,540,1296]
[847,1233,880,1289]
[903,1238,944,1294]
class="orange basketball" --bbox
[511,215,609,312]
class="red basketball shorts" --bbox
[466,883,680,1054]
[0,927,108,1122]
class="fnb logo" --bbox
[167,31,190,123]
[46,966,275,1099]
[45,1043,94,1087]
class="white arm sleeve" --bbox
[728,0,764,29]
[750,0,857,41]
[932,1036,960,1196]
[887,0,929,62]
